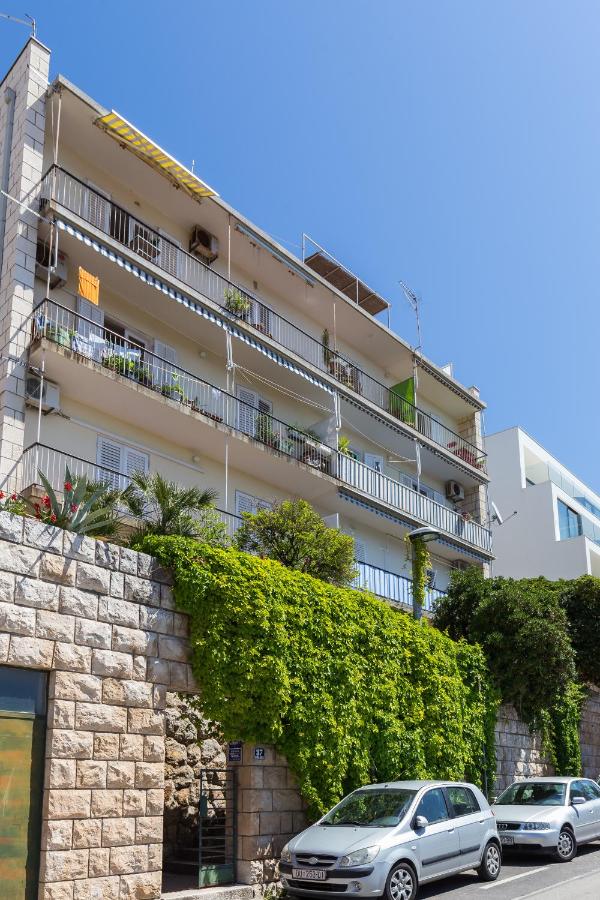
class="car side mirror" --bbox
[414,815,428,830]
[572,796,586,806]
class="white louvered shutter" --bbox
[85,183,110,232]
[153,340,178,388]
[353,536,366,563]
[76,296,105,351]
[236,387,258,435]
[158,230,180,278]
[124,447,149,479]
[96,436,123,490]
[236,491,256,517]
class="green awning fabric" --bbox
[389,377,416,426]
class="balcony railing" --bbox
[355,560,445,612]
[31,299,492,553]
[40,165,486,474]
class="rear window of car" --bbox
[447,786,480,816]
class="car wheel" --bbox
[385,861,418,900]
[554,827,576,862]
[477,841,501,881]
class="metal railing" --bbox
[355,560,445,612]
[31,299,491,552]
[40,166,486,473]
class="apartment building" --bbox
[0,38,492,614]
[488,426,600,579]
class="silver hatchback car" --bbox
[493,776,600,861]
[279,780,501,900]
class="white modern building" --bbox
[487,426,600,579]
[0,37,492,614]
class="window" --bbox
[235,491,272,518]
[236,387,273,438]
[496,781,566,806]
[96,436,149,491]
[321,788,416,828]
[415,788,449,825]
[580,781,600,802]
[446,786,480,817]
[85,182,110,232]
[558,500,582,540]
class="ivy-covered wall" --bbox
[141,537,498,815]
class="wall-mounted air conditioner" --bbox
[446,480,465,502]
[25,373,60,412]
[189,225,219,264]
[35,242,68,289]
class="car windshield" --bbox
[496,782,566,806]
[321,788,417,827]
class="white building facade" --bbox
[487,426,600,579]
[0,38,492,613]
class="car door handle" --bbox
[478,819,485,824]
[447,828,455,833]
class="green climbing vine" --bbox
[141,537,498,816]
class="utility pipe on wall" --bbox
[0,87,16,280]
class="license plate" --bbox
[292,868,327,881]
[500,835,514,845]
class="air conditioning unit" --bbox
[35,242,68,289]
[446,480,465,502]
[189,225,218,264]
[25,373,60,412]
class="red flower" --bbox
[35,512,41,519]
[50,513,57,523]
[42,495,51,508]
[70,503,78,513]
[10,494,16,501]
[64,481,73,492]
[34,502,40,512]
[0,491,4,499]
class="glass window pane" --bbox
[0,667,47,715]
[415,788,449,824]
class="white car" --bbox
[279,780,500,900]
[493,776,600,861]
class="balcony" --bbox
[12,443,446,613]
[30,299,492,555]
[40,166,487,475]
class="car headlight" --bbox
[521,822,552,831]
[339,846,380,867]
[280,843,292,863]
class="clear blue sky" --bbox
[2,2,599,486]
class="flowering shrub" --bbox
[26,468,123,537]
[0,490,27,516]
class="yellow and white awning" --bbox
[95,111,218,199]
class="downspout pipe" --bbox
[0,87,16,280]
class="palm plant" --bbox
[122,471,224,545]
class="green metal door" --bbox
[0,668,47,900]
[198,767,237,886]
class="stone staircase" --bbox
[162,881,257,900]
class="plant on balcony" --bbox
[45,324,73,348]
[224,287,251,318]
[160,373,185,403]
[103,353,134,378]
[255,413,280,449]
[235,499,357,587]
[0,490,27,515]
[122,471,224,545]
[26,468,123,537]
[338,435,352,456]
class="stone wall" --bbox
[0,511,194,900]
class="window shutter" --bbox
[158,230,180,278]
[85,183,110,232]
[347,531,366,563]
[257,398,272,415]
[236,387,258,435]
[152,340,177,388]
[235,490,256,517]
[124,447,149,478]
[96,436,123,490]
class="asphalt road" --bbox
[418,842,600,899]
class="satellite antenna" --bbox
[399,281,422,353]
[0,12,36,36]
[490,502,517,526]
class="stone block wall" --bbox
[0,511,195,900]
[493,704,552,794]
[579,686,600,781]
[232,743,308,885]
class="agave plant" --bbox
[121,471,225,546]
[28,467,124,537]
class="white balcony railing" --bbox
[40,165,486,474]
[355,560,446,613]
[29,300,492,554]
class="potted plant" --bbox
[338,435,352,456]
[255,413,280,449]
[45,323,72,348]
[224,287,252,318]
[161,373,185,403]
[103,353,134,378]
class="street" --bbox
[419,843,600,899]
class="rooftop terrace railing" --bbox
[31,299,491,553]
[40,166,486,474]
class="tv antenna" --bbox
[400,280,422,354]
[0,12,36,36]
[490,502,517,526]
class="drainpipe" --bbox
[0,87,16,281]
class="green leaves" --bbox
[142,536,496,815]
[26,467,123,537]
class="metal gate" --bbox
[198,767,237,886]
